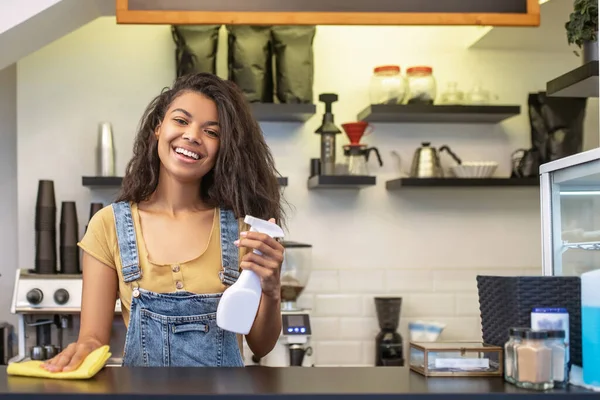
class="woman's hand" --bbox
[235,218,285,299]
[41,338,102,372]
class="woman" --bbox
[42,72,286,371]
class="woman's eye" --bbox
[205,130,219,137]
[174,118,188,125]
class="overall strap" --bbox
[112,201,142,283]
[219,208,240,286]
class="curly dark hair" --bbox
[116,73,286,226]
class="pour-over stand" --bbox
[341,122,383,176]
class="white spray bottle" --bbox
[216,215,284,335]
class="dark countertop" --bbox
[0,366,597,399]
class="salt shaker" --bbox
[504,328,528,383]
[546,330,568,388]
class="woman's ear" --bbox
[154,123,161,139]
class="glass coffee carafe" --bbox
[343,145,383,176]
[280,242,312,310]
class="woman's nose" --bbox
[182,129,202,145]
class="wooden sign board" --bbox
[116,0,540,27]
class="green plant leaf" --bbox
[565,0,599,47]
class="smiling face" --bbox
[155,91,221,183]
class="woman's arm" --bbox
[246,292,282,357]
[42,252,118,372]
[235,224,285,358]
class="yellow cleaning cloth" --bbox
[7,345,112,380]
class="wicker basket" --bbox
[476,275,582,367]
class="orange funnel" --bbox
[342,122,369,145]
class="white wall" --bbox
[13,17,600,366]
[0,0,114,71]
[0,0,60,34]
[0,64,18,326]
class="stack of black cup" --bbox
[60,201,80,274]
[34,180,57,274]
[86,203,103,233]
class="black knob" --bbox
[319,93,338,104]
[26,288,43,305]
[53,289,69,305]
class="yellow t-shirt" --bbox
[77,202,248,332]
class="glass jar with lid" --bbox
[504,328,528,383]
[406,66,437,105]
[439,81,464,105]
[515,330,553,391]
[546,330,569,388]
[369,65,406,105]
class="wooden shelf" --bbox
[357,104,521,124]
[251,103,316,122]
[116,0,540,26]
[83,176,289,187]
[307,175,376,189]
[546,61,599,98]
[386,177,539,189]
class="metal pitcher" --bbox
[409,142,462,178]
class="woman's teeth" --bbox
[175,147,200,160]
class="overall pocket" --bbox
[140,309,221,367]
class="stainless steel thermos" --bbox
[96,122,115,177]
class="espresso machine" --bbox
[9,268,126,366]
[9,184,124,365]
[247,241,314,367]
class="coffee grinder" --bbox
[315,94,342,175]
[374,297,404,366]
[341,122,383,176]
[250,241,314,367]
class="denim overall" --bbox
[112,201,245,367]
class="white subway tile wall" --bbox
[298,266,540,366]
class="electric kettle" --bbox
[410,142,462,178]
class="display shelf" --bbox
[307,175,376,189]
[385,177,539,189]
[357,104,521,124]
[562,241,600,251]
[546,61,599,98]
[81,176,122,187]
[251,103,316,122]
[83,176,289,187]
